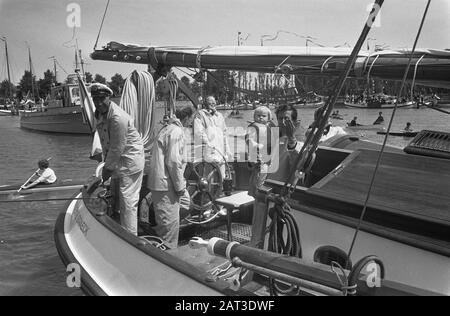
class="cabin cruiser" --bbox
[20,74,92,134]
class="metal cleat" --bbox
[224,272,241,291]
[188,237,209,249]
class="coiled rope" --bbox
[119,70,157,154]
[267,196,302,295]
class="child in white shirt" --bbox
[22,159,57,190]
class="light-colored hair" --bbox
[254,106,272,121]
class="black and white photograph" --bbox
[0,0,449,299]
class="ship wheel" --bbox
[184,161,223,224]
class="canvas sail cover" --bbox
[91,43,450,88]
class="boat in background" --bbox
[346,123,385,131]
[377,130,418,137]
[344,100,415,109]
[20,74,92,134]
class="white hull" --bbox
[57,193,224,296]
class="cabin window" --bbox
[313,246,352,269]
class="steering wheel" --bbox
[184,161,223,224]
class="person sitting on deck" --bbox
[246,106,276,198]
[21,159,57,190]
[404,122,413,132]
[148,106,195,249]
[373,112,384,125]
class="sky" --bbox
[0,0,449,84]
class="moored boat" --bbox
[19,74,92,135]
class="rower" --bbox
[404,122,413,132]
[373,112,384,125]
[349,116,358,127]
[21,159,57,190]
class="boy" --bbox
[21,159,57,190]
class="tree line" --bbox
[1,69,447,102]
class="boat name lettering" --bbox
[73,209,89,236]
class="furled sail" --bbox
[91,42,450,88]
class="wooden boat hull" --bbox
[346,124,385,131]
[54,192,234,296]
[0,180,84,197]
[377,131,418,137]
[20,107,91,134]
[280,197,450,295]
[344,101,415,109]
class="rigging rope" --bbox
[94,0,111,50]
[266,196,302,295]
[345,0,432,269]
[119,70,157,154]
[282,0,385,197]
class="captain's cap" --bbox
[90,83,113,97]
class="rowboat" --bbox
[346,124,385,131]
[55,0,450,296]
[344,101,415,109]
[377,131,418,137]
[0,179,84,197]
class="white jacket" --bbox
[96,102,145,176]
[193,109,230,162]
[148,118,186,192]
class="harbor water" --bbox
[0,104,449,295]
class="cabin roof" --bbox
[310,149,450,227]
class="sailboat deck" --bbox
[310,149,450,227]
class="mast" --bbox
[1,37,12,99]
[28,45,35,100]
[78,49,86,77]
[53,58,57,84]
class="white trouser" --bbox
[118,170,144,236]
[152,189,180,249]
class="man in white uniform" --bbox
[91,83,145,236]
